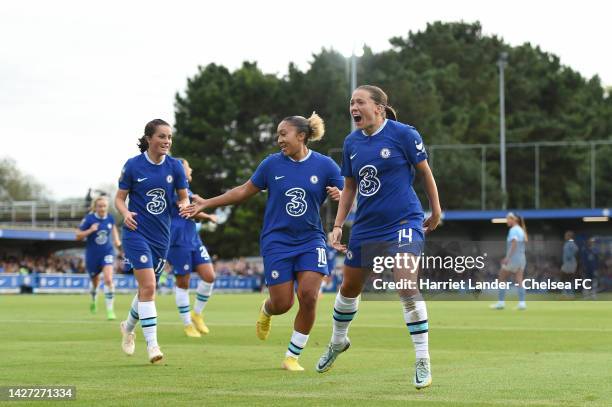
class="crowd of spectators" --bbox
[0,254,85,274]
[1,252,263,277]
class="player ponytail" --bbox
[356,85,398,121]
[282,113,325,144]
[517,214,528,242]
[307,112,325,142]
[138,119,170,153]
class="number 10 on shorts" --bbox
[317,247,327,267]
[398,228,413,244]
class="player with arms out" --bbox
[76,195,121,319]
[167,158,217,338]
[115,119,189,363]
[183,113,343,371]
[316,85,441,390]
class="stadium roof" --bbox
[0,227,76,241]
[441,208,610,221]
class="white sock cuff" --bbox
[138,301,157,319]
[291,330,310,347]
[335,292,359,310]
[197,280,214,295]
[175,287,190,306]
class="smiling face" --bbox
[94,198,108,217]
[350,88,385,133]
[147,125,172,157]
[277,120,306,157]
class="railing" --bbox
[0,201,89,229]
[329,139,612,211]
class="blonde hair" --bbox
[282,112,325,143]
[91,195,109,213]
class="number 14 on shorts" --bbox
[398,228,413,245]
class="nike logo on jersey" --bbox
[350,153,358,159]
[137,178,148,182]
[415,141,424,151]
[275,176,285,180]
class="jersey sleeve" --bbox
[399,126,428,166]
[78,215,92,231]
[340,138,353,177]
[327,157,345,190]
[508,227,521,242]
[173,159,189,190]
[118,159,133,191]
[250,156,271,190]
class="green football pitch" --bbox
[1,294,610,406]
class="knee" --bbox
[270,296,293,314]
[340,281,362,298]
[138,284,156,300]
[297,289,319,311]
[203,268,215,283]
[176,279,189,290]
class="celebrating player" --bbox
[167,158,217,338]
[115,119,189,363]
[490,212,528,310]
[316,85,441,390]
[182,112,343,371]
[76,195,121,320]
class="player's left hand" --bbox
[326,186,341,201]
[423,211,441,234]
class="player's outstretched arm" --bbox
[416,160,441,234]
[181,180,260,217]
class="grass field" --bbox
[1,294,611,406]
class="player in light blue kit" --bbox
[115,119,189,363]
[491,212,528,310]
[316,85,441,390]
[167,158,217,338]
[183,113,343,371]
[76,195,121,320]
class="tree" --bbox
[0,157,47,201]
[173,21,612,256]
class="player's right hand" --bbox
[180,195,207,218]
[123,212,138,230]
[90,223,100,232]
[330,227,346,253]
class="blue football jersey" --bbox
[341,119,427,240]
[79,212,115,255]
[170,188,200,248]
[118,152,189,249]
[251,150,344,255]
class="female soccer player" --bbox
[76,195,121,320]
[316,85,441,390]
[183,113,343,371]
[490,212,528,310]
[115,119,189,363]
[167,158,217,338]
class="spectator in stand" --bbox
[560,231,579,298]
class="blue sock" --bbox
[518,286,526,302]
[498,287,506,302]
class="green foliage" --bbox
[173,21,611,257]
[0,157,47,201]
